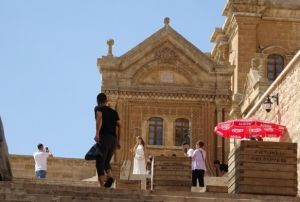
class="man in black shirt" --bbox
[214,160,228,177]
[94,93,121,188]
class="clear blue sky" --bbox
[0,0,227,158]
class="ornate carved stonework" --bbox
[217,42,229,65]
[155,47,177,64]
[240,56,272,115]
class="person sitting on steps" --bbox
[213,160,228,177]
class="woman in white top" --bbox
[132,136,147,175]
[192,141,206,188]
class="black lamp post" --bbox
[264,93,279,112]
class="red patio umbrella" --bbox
[214,119,287,139]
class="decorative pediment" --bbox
[98,18,233,97]
[118,21,216,74]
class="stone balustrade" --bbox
[9,154,96,181]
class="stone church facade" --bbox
[212,0,300,118]
[98,0,300,175]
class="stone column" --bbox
[165,117,173,146]
[224,110,230,164]
[230,93,242,119]
[216,107,223,163]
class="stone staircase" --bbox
[1,177,300,202]
[0,178,156,202]
[3,155,300,202]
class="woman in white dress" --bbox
[132,136,147,175]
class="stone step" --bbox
[147,190,300,202]
[1,180,300,202]
[116,179,142,190]
[206,185,228,193]
[0,180,160,201]
[0,192,35,202]
[0,192,159,202]
[13,177,99,187]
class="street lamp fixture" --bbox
[264,93,279,112]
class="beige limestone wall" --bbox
[9,154,95,181]
[245,51,300,188]
[216,2,300,99]
[257,21,300,52]
[229,29,238,94]
[113,98,221,174]
[230,17,300,95]
[235,16,259,94]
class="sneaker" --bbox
[104,177,114,188]
[191,186,200,192]
[199,187,206,193]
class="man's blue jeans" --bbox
[35,170,47,179]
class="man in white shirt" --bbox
[182,142,194,157]
[33,143,53,179]
[192,141,206,192]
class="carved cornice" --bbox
[210,28,224,43]
[224,15,239,41]
[103,89,231,102]
[224,4,265,17]
[223,0,300,19]
[211,15,238,59]
[97,56,121,71]
[104,83,231,93]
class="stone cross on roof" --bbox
[107,38,114,56]
[164,17,170,27]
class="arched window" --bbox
[267,54,284,81]
[174,118,190,146]
[148,117,163,145]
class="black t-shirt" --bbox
[220,164,228,172]
[94,106,120,136]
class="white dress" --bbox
[133,144,147,175]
